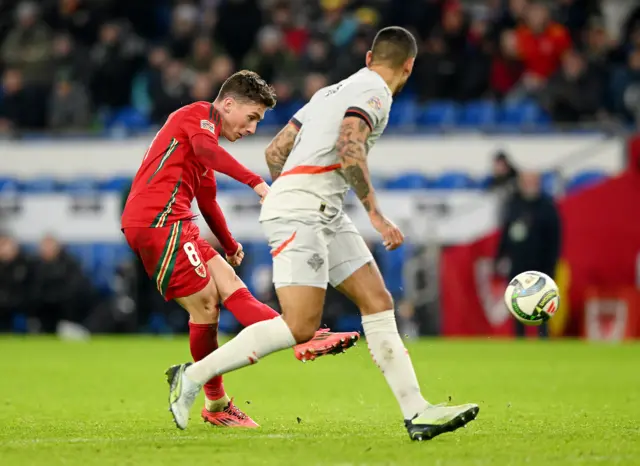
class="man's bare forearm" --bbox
[265,123,299,181]
[336,117,380,215]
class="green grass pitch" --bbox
[1,336,639,465]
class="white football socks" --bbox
[185,316,296,386]
[362,310,429,420]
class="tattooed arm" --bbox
[337,115,405,250]
[265,121,299,181]
[336,116,379,215]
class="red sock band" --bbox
[188,320,224,400]
[223,288,279,327]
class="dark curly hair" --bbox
[216,70,277,109]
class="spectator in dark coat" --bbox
[540,50,602,123]
[31,235,94,333]
[0,234,32,332]
[496,172,561,338]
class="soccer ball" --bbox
[504,271,560,326]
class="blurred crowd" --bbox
[0,0,640,135]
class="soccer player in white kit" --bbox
[166,27,479,441]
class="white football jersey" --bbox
[260,67,392,222]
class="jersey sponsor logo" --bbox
[195,263,207,278]
[366,96,382,111]
[200,120,216,134]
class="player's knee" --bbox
[182,282,219,324]
[208,257,244,301]
[360,288,394,315]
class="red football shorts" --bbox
[123,221,218,300]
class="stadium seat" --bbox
[64,177,99,194]
[478,174,493,189]
[432,171,477,190]
[335,314,363,333]
[261,108,280,126]
[416,101,458,127]
[218,309,240,334]
[566,170,608,193]
[0,177,19,194]
[65,243,95,274]
[388,98,418,127]
[499,99,550,126]
[459,100,498,127]
[277,99,305,124]
[100,176,132,193]
[106,107,151,133]
[21,176,60,193]
[377,243,411,295]
[540,171,561,196]
[245,242,273,266]
[384,173,431,190]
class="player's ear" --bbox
[403,57,415,76]
[222,97,234,114]
[365,50,373,67]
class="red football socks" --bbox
[223,288,279,327]
[188,320,225,400]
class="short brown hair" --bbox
[217,70,277,109]
[370,27,418,68]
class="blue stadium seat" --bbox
[261,108,280,126]
[459,100,498,127]
[277,99,305,124]
[566,170,608,193]
[499,100,549,126]
[388,99,418,127]
[21,177,60,193]
[377,243,412,295]
[65,243,95,274]
[218,309,240,334]
[416,101,458,127]
[432,171,477,190]
[0,177,19,194]
[384,173,431,190]
[215,174,246,191]
[64,177,99,194]
[335,315,363,333]
[245,242,273,266]
[106,107,151,133]
[479,174,493,189]
[100,176,132,193]
[540,171,561,196]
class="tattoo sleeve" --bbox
[336,116,379,215]
[265,122,299,181]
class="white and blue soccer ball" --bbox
[504,271,560,326]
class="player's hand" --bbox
[253,182,270,204]
[226,243,244,267]
[370,212,404,251]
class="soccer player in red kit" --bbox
[121,71,359,428]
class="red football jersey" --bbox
[122,101,261,231]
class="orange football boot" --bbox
[294,328,360,362]
[201,399,259,428]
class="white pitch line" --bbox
[0,433,308,447]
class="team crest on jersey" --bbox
[307,253,325,272]
[366,96,382,111]
[195,263,207,278]
[200,120,216,134]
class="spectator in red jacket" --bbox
[515,2,572,80]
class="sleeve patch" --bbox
[366,96,382,111]
[200,120,217,134]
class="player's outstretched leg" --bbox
[336,261,479,441]
[207,256,359,362]
[166,286,326,429]
[174,278,257,429]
